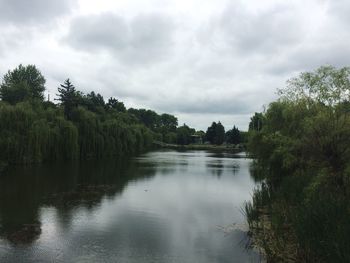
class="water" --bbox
[0,150,260,263]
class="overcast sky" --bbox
[0,0,349,130]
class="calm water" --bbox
[0,150,260,263]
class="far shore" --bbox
[153,141,244,152]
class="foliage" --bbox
[246,65,350,262]
[106,97,126,112]
[176,124,195,145]
[248,112,264,131]
[205,121,225,145]
[225,125,241,144]
[0,64,46,104]
[128,108,179,143]
[56,79,80,120]
[0,66,157,165]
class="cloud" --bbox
[199,2,305,57]
[326,0,350,25]
[65,12,176,65]
[1,0,350,130]
[0,0,77,25]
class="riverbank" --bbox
[153,141,244,152]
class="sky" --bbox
[0,0,349,131]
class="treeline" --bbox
[0,65,156,165]
[125,110,246,146]
[245,66,350,262]
[0,64,247,166]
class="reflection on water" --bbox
[0,150,260,263]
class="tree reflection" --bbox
[0,156,158,245]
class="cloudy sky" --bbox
[0,0,349,130]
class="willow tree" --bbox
[246,65,350,262]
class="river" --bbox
[0,150,260,263]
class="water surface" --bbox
[0,150,260,263]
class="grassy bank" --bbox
[153,141,244,152]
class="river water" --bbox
[0,150,260,263]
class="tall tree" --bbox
[226,125,241,144]
[249,112,264,131]
[214,121,225,145]
[57,79,79,120]
[206,122,217,144]
[0,64,45,104]
[206,121,225,145]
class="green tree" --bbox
[206,121,225,145]
[205,122,217,144]
[226,125,241,144]
[106,97,126,112]
[128,108,160,130]
[0,64,45,104]
[214,121,225,145]
[83,91,105,113]
[246,65,350,262]
[56,79,80,120]
[160,113,178,132]
[248,112,264,131]
[176,124,195,145]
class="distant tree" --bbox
[83,91,105,113]
[206,122,217,144]
[106,97,126,112]
[206,121,225,145]
[128,108,159,130]
[0,64,45,104]
[57,79,80,120]
[214,121,225,145]
[249,112,264,131]
[160,113,178,132]
[226,125,241,144]
[176,124,195,145]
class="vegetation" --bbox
[0,64,248,167]
[245,66,350,262]
[0,65,155,165]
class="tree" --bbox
[206,122,217,144]
[0,64,46,104]
[206,121,225,145]
[249,112,264,131]
[214,121,225,145]
[160,113,178,132]
[279,65,350,106]
[176,124,195,145]
[128,108,159,130]
[246,66,350,262]
[57,79,80,120]
[226,125,241,144]
[106,97,126,112]
[83,91,105,113]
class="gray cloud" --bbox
[0,0,76,25]
[201,3,304,57]
[326,0,350,25]
[65,13,176,65]
[1,0,350,130]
